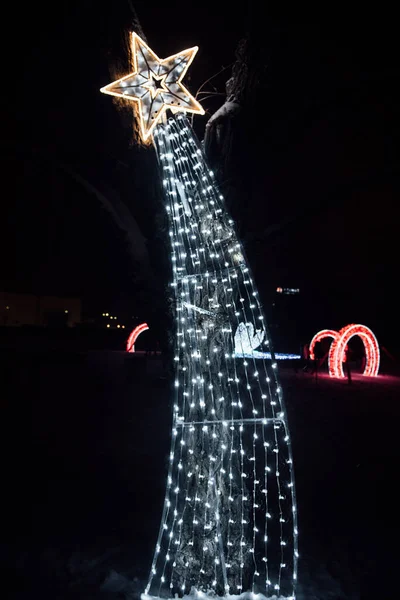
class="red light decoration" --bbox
[310,324,380,377]
[309,329,339,361]
[126,323,149,353]
[329,324,380,378]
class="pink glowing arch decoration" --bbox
[310,324,380,377]
[329,324,380,378]
[126,323,149,353]
[309,329,339,361]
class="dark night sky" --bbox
[1,1,399,348]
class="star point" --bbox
[100,33,204,141]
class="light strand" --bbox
[144,115,297,599]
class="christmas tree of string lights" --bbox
[101,33,298,600]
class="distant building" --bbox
[0,292,81,327]
[268,286,304,352]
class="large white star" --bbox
[100,33,204,141]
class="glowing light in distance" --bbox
[126,323,150,353]
[329,323,380,378]
[310,324,380,377]
[309,329,339,361]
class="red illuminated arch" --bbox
[329,324,380,378]
[126,323,149,353]
[309,329,339,361]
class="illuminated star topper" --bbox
[100,33,204,141]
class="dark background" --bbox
[2,351,398,599]
[1,2,400,599]
[2,1,399,351]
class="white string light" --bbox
[142,116,298,600]
[100,34,298,596]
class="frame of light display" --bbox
[101,33,298,600]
